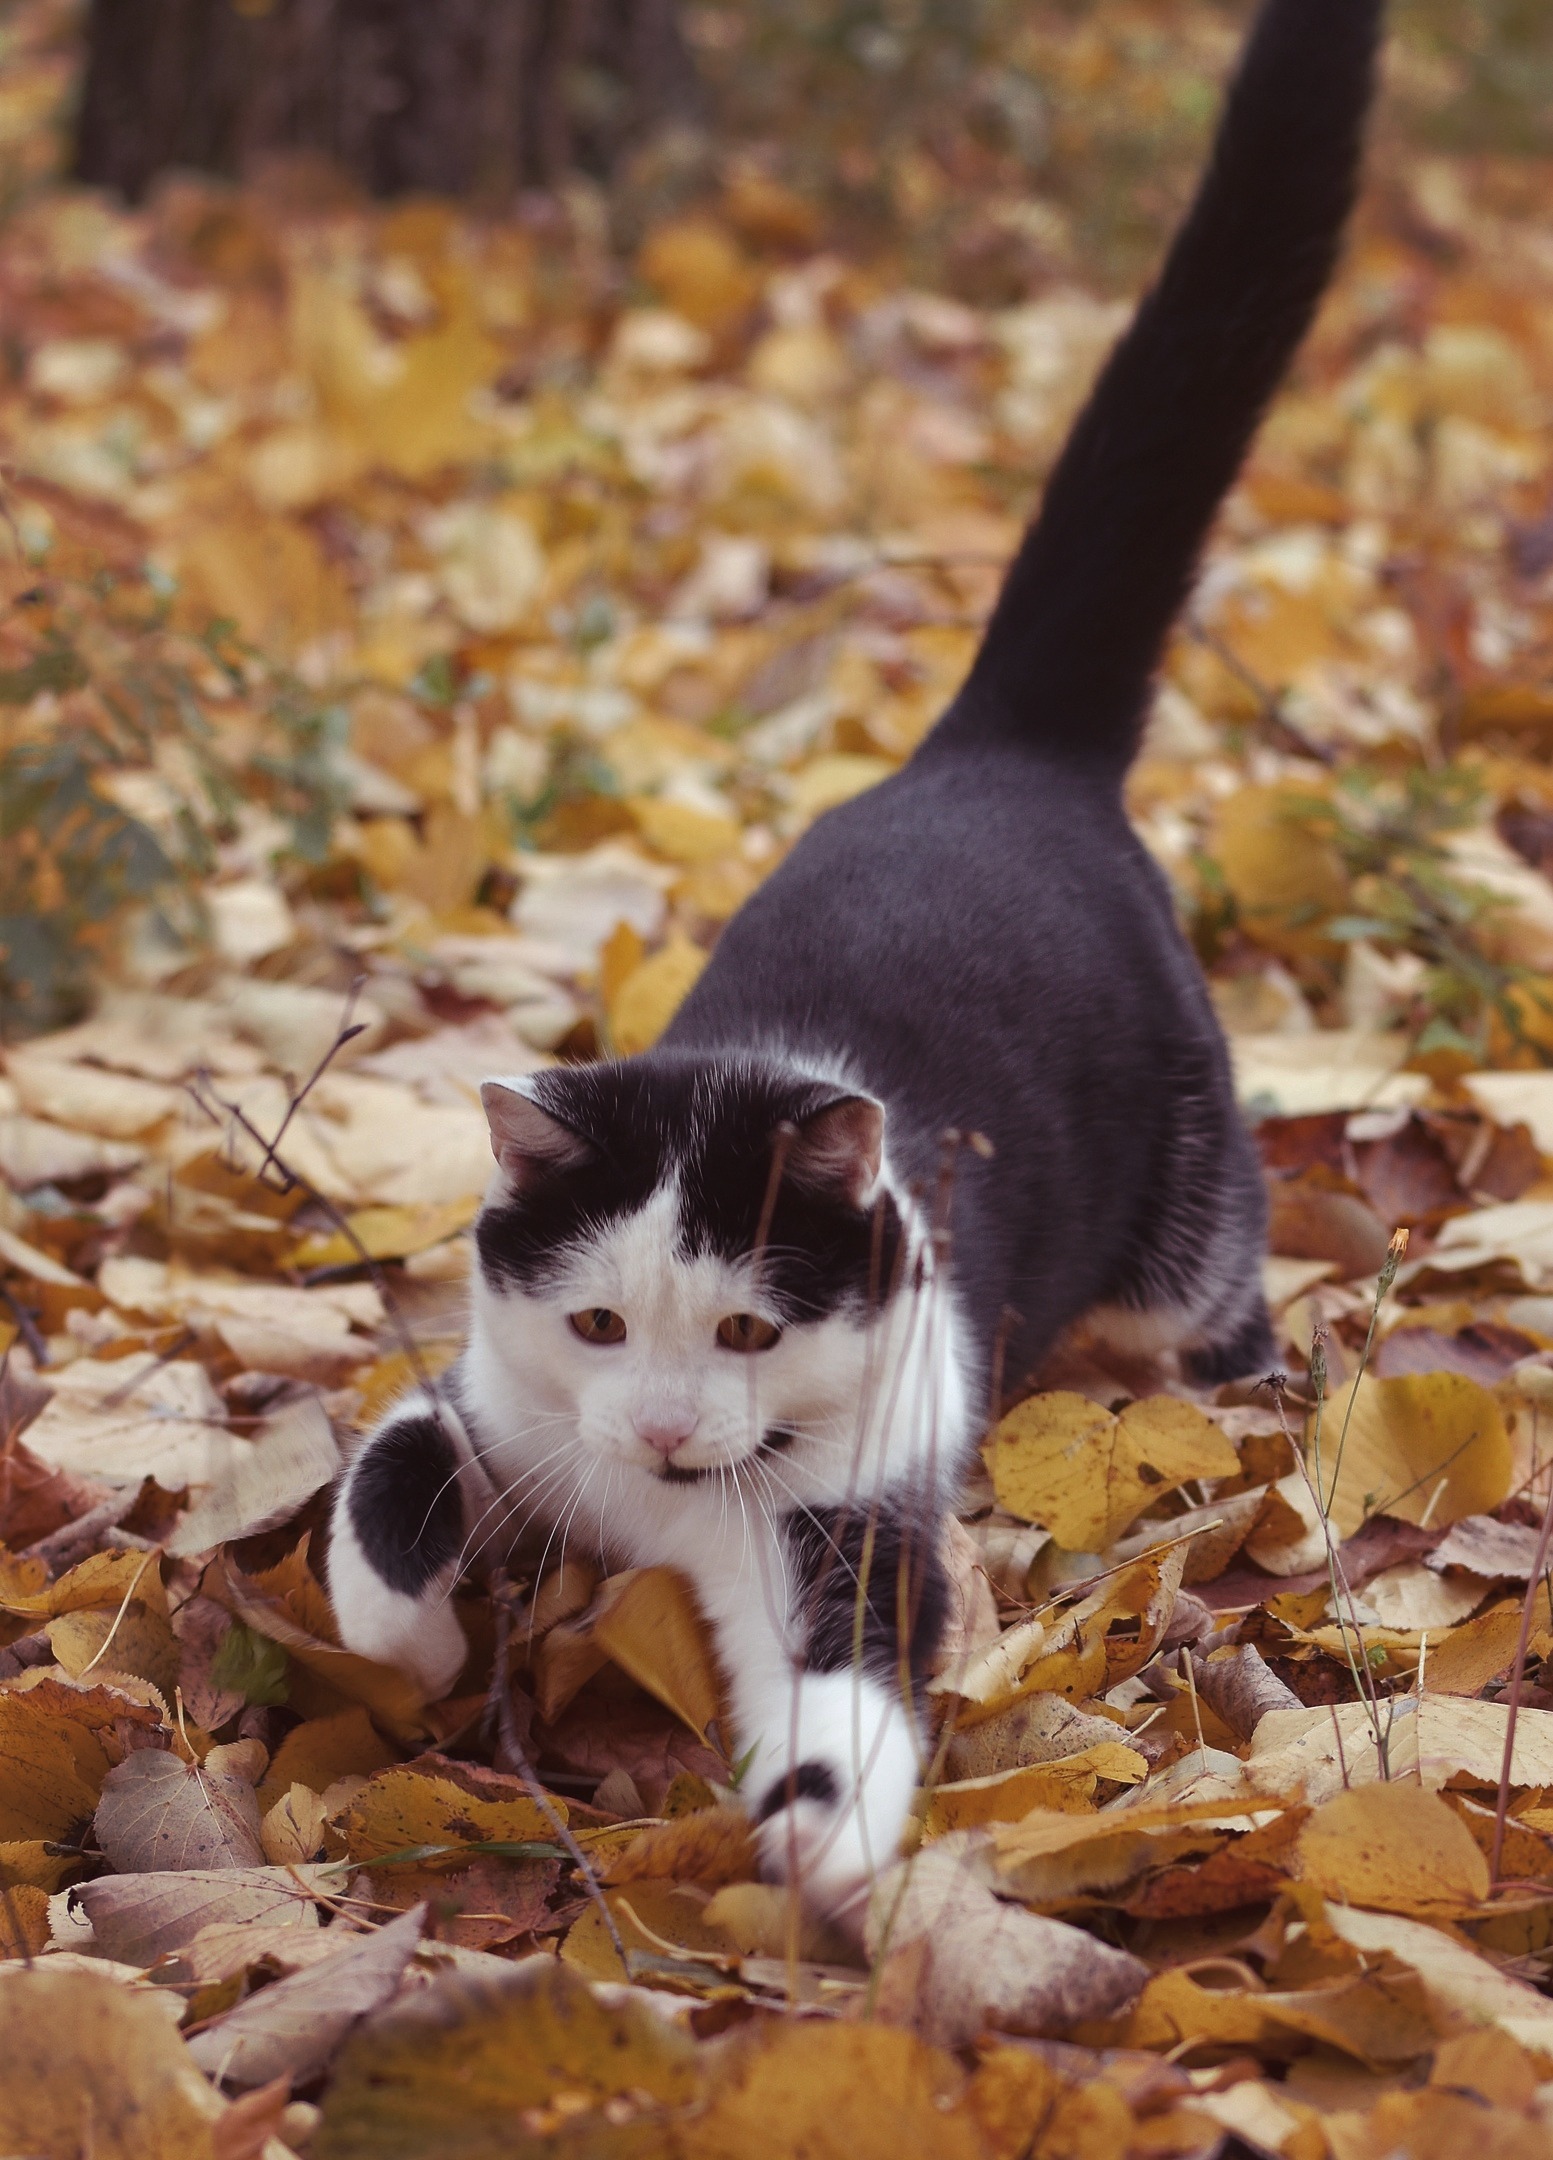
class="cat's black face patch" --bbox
[475,1052,903,1324]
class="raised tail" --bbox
[927,0,1383,774]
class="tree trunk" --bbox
[73,0,699,203]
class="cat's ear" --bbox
[786,1094,884,1209]
[480,1078,593,1189]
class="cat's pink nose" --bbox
[635,1415,696,1457]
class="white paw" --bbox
[746,1670,921,1926]
[328,1502,468,1699]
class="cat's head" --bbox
[470,1053,905,1483]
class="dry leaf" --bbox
[341,1758,559,1866]
[1314,1370,1511,1537]
[187,1901,427,2088]
[57,1865,331,1965]
[983,1392,1237,1552]
[1297,1780,1490,1913]
[167,1396,340,1556]
[0,1966,224,2156]
[94,1745,265,1872]
[866,1838,1148,2045]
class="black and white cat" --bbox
[329,0,1383,1919]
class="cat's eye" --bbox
[716,1313,781,1353]
[570,1308,627,1345]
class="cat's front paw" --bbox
[748,1673,920,1927]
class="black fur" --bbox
[649,0,1381,1394]
[784,1502,951,1689]
[755,1760,839,1821]
[347,1413,464,1595]
[478,1056,905,1324]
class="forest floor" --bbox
[7,3,1553,2156]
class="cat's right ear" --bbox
[480,1078,594,1190]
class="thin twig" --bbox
[488,1575,627,1970]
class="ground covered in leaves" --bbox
[12,3,1553,2157]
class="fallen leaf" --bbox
[167,1396,340,1556]
[0,1966,224,2156]
[187,1901,427,2089]
[24,1353,236,1490]
[341,1757,559,1866]
[1297,1780,1490,1913]
[57,1865,331,1964]
[1323,1903,1553,2054]
[536,1565,724,1742]
[984,1393,1237,1552]
[1312,1370,1511,1537]
[94,1744,265,1872]
[866,1837,1148,2046]
[1248,1696,1553,1802]
[312,1955,704,2156]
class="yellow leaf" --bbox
[1298,1781,1490,1914]
[1313,1370,1511,1537]
[342,1762,561,1867]
[601,1804,757,1887]
[0,1676,164,1857]
[292,1197,480,1270]
[952,1546,1190,1716]
[607,934,708,1056]
[257,1704,399,1817]
[922,1743,1148,1835]
[1211,781,1348,962]
[592,1567,726,1746]
[985,1392,1238,1551]
[0,1968,225,2158]
[681,2022,987,2160]
[638,218,759,335]
[629,796,743,864]
[788,753,896,820]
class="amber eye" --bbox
[570,1308,627,1345]
[716,1313,781,1353]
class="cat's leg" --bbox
[712,1499,950,1924]
[327,1389,471,1699]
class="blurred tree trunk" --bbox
[74,0,699,202]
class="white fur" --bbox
[329,1096,974,1917]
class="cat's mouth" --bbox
[657,1425,798,1483]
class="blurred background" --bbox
[2,0,1553,1120]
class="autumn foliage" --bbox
[8,2,1553,2156]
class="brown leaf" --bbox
[866,1839,1148,2046]
[59,1865,331,1965]
[95,1745,265,1872]
[186,1902,427,2089]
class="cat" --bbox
[328,0,1384,1922]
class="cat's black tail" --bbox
[927,0,1383,776]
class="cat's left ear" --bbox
[480,1077,593,1189]
[786,1094,884,1209]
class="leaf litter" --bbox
[7,2,1553,2155]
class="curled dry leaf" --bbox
[866,1837,1148,2047]
[983,1392,1237,1552]
[1185,1643,1303,1741]
[942,1693,1130,1780]
[600,1802,758,1888]
[533,1564,724,1741]
[94,1744,265,1873]
[0,1675,166,1889]
[187,1901,428,2089]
